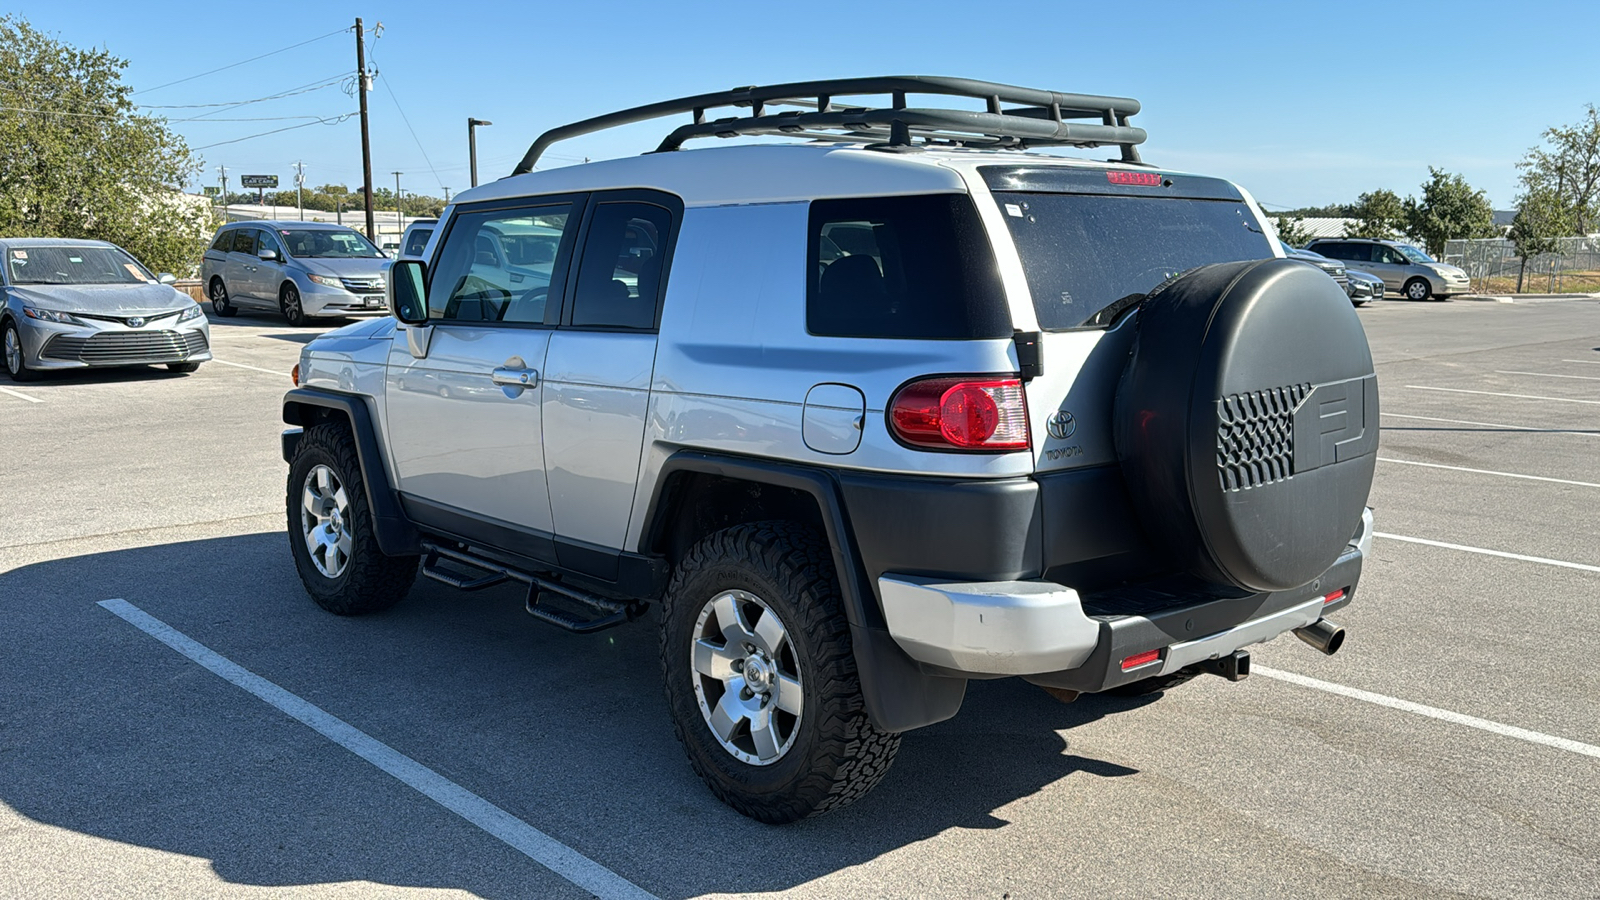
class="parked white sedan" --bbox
[1,238,210,382]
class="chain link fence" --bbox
[1442,236,1600,294]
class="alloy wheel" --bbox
[3,326,20,375]
[301,464,353,578]
[690,589,804,765]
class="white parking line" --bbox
[1377,456,1600,488]
[1255,666,1600,761]
[0,385,43,403]
[1561,359,1600,366]
[1374,532,1600,575]
[1495,369,1600,382]
[97,598,659,900]
[1407,385,1600,405]
[212,359,292,378]
[1381,411,1600,437]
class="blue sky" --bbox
[20,0,1599,211]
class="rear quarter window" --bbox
[807,194,1010,340]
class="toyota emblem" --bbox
[1047,409,1076,440]
[126,317,145,328]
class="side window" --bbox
[404,228,432,257]
[258,229,285,259]
[807,194,1010,339]
[427,203,575,324]
[232,229,257,255]
[569,201,673,330]
[211,232,232,252]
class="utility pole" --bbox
[356,18,376,240]
[443,187,451,205]
[218,165,229,221]
[468,117,492,187]
[294,161,306,221]
[392,171,404,239]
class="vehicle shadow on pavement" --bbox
[0,531,1148,898]
[8,365,197,386]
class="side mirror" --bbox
[157,273,178,285]
[258,248,280,262]
[387,259,430,326]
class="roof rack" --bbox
[509,76,1145,175]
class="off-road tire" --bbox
[209,278,237,317]
[286,422,418,614]
[3,319,38,382]
[660,521,900,823]
[168,361,201,374]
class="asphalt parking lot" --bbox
[2,296,1598,899]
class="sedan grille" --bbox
[42,330,208,364]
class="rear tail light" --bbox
[1120,649,1162,671]
[291,363,300,386]
[889,376,1030,451]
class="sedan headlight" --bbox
[179,304,204,322]
[306,273,343,288]
[22,306,82,325]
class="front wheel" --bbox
[3,320,37,383]
[280,283,309,327]
[286,422,418,614]
[168,361,201,374]
[1404,278,1432,301]
[660,522,900,823]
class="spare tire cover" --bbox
[1115,258,1378,593]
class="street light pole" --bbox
[392,171,403,241]
[468,117,492,187]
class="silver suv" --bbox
[1305,237,1470,300]
[280,77,1379,823]
[202,221,390,326]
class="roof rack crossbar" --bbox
[510,76,1145,175]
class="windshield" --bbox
[7,246,151,285]
[1396,244,1436,264]
[994,192,1273,329]
[281,229,384,259]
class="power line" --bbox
[137,73,348,110]
[376,72,443,192]
[190,112,357,151]
[134,27,351,95]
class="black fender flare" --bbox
[641,450,966,732]
[282,387,421,555]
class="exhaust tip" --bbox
[1294,619,1345,656]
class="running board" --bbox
[419,541,645,634]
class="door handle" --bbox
[491,367,539,388]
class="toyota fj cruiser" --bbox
[281,77,1378,823]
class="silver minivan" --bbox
[1304,238,1471,300]
[200,221,390,326]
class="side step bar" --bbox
[420,541,645,634]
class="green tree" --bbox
[1402,168,1497,258]
[1344,189,1407,240]
[1517,105,1600,235]
[1507,188,1575,292]
[1273,215,1313,247]
[0,16,211,275]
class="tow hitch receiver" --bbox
[1200,650,1251,682]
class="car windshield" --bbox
[1396,244,1436,264]
[994,192,1274,329]
[281,229,384,259]
[6,245,151,285]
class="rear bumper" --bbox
[878,508,1370,690]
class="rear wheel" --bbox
[280,283,309,327]
[1404,278,1431,301]
[209,278,237,317]
[660,522,899,823]
[286,422,418,614]
[3,320,37,382]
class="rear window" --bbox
[807,194,1010,340]
[991,185,1273,329]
